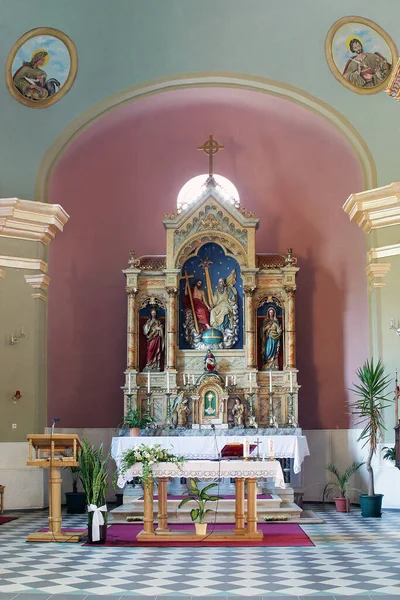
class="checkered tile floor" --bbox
[1,504,400,598]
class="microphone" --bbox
[210,424,215,430]
[51,417,60,434]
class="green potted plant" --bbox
[65,463,86,514]
[178,478,222,535]
[120,405,154,436]
[323,461,364,512]
[382,446,396,462]
[79,439,109,543]
[351,358,393,518]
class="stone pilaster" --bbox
[126,287,138,369]
[285,288,296,369]
[244,286,256,369]
[166,287,178,370]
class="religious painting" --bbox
[139,303,165,372]
[257,300,283,371]
[203,389,218,419]
[5,27,78,108]
[179,242,243,350]
[325,16,397,95]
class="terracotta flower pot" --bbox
[129,428,140,437]
[195,522,207,536]
[334,497,350,512]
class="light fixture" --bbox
[390,319,400,336]
[11,390,22,404]
[9,326,26,345]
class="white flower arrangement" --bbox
[118,443,184,489]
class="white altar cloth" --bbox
[112,435,309,475]
[116,459,285,489]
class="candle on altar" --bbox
[147,371,150,394]
[128,372,131,394]
[234,375,237,386]
[249,372,252,393]
[225,376,228,387]
[167,371,170,394]
[192,374,195,385]
[289,371,293,393]
[183,374,186,386]
[269,371,273,394]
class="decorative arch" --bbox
[35,72,376,201]
[175,232,248,269]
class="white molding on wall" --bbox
[24,273,50,300]
[367,243,400,261]
[0,197,69,244]
[0,255,48,273]
[365,263,391,290]
[343,181,400,232]
[0,268,5,280]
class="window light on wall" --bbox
[177,174,240,211]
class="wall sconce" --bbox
[390,319,400,336]
[11,390,22,404]
[9,326,26,345]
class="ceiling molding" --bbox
[343,181,400,232]
[365,263,391,291]
[0,255,47,272]
[0,197,69,244]
[367,243,400,261]
[35,72,377,202]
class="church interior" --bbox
[1,0,400,597]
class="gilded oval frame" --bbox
[5,27,78,108]
[325,16,398,95]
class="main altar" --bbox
[115,137,308,524]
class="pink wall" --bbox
[48,87,367,429]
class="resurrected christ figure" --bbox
[184,279,211,331]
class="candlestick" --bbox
[289,370,293,393]
[269,370,272,394]
[167,371,170,394]
[147,371,150,394]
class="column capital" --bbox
[166,287,178,296]
[243,286,256,296]
[126,286,138,296]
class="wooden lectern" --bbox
[26,433,86,542]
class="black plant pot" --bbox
[65,492,86,514]
[87,523,107,544]
[359,493,383,518]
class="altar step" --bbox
[110,495,302,524]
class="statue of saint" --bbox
[183,279,211,331]
[260,307,282,369]
[210,270,238,333]
[143,308,164,371]
[172,394,190,427]
[232,397,244,427]
[204,349,216,372]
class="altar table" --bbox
[120,460,285,542]
[112,434,309,474]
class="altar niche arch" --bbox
[179,241,243,350]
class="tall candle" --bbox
[167,371,170,394]
[128,372,131,394]
[192,374,195,385]
[225,376,228,387]
[249,372,252,393]
[147,371,150,394]
[234,375,237,386]
[289,371,293,393]
[269,371,272,394]
[183,374,186,386]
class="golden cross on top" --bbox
[198,135,224,177]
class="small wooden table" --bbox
[26,434,86,543]
[119,459,285,543]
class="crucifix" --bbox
[198,135,224,177]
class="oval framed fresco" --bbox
[5,27,78,108]
[325,16,398,95]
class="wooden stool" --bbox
[0,485,4,514]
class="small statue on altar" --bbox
[204,349,216,372]
[143,308,164,371]
[172,394,190,428]
[260,306,282,369]
[232,397,244,427]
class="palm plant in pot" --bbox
[178,478,222,535]
[120,405,154,436]
[351,358,392,518]
[323,461,364,512]
[79,439,109,543]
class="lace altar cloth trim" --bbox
[112,435,309,475]
[117,459,285,489]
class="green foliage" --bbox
[119,406,154,429]
[382,446,396,461]
[178,478,223,524]
[117,443,184,490]
[69,464,82,493]
[350,358,392,496]
[323,461,364,500]
[79,439,109,523]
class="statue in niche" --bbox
[232,397,244,427]
[260,306,282,370]
[183,278,211,331]
[143,307,164,371]
[172,394,190,428]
